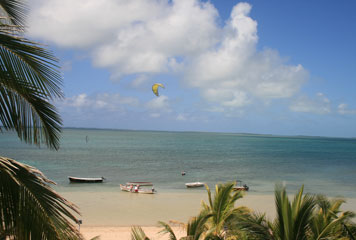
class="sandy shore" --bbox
[81,226,185,240]
[61,190,356,240]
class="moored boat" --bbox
[126,182,153,186]
[120,182,156,194]
[185,182,205,188]
[233,180,249,191]
[68,176,105,183]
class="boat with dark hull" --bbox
[233,180,249,191]
[68,176,105,183]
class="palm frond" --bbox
[186,211,212,240]
[0,0,26,26]
[201,183,247,239]
[232,212,274,240]
[0,30,62,149]
[0,156,83,239]
[310,195,356,239]
[273,184,316,240]
[158,221,177,240]
[0,0,62,149]
[131,226,150,240]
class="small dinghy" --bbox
[185,182,205,188]
[68,176,105,183]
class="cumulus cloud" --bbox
[184,3,308,108]
[338,103,356,115]
[289,93,331,114]
[28,0,219,78]
[28,0,309,111]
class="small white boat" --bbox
[185,182,205,188]
[68,176,105,183]
[120,182,156,194]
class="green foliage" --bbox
[0,157,83,239]
[131,183,356,240]
[202,183,249,239]
[309,195,356,240]
[273,185,316,240]
[0,0,62,150]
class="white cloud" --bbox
[289,93,331,114]
[338,103,356,115]
[145,95,172,113]
[184,3,308,109]
[59,93,139,111]
[28,0,219,78]
[29,0,309,111]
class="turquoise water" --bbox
[1,128,355,197]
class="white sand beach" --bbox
[61,190,356,240]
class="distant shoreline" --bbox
[61,127,356,140]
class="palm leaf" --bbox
[0,0,26,26]
[158,221,178,240]
[131,226,150,240]
[310,195,356,239]
[0,0,62,150]
[0,156,83,239]
[186,211,212,240]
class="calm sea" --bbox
[1,128,355,198]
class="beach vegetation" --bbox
[309,195,356,240]
[0,156,82,239]
[132,183,355,240]
[201,183,249,239]
[0,0,82,239]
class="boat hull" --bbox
[233,186,249,191]
[120,184,156,194]
[185,182,205,188]
[68,176,104,183]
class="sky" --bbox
[26,0,356,137]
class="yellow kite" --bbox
[152,83,165,96]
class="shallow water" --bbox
[1,128,356,198]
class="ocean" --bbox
[1,128,355,198]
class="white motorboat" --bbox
[185,182,205,188]
[120,182,156,194]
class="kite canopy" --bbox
[152,83,165,96]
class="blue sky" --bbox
[27,0,356,137]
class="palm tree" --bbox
[238,185,316,240]
[272,185,316,240]
[0,0,62,150]
[0,157,82,239]
[309,195,355,240]
[158,211,212,240]
[0,0,82,239]
[201,183,249,239]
